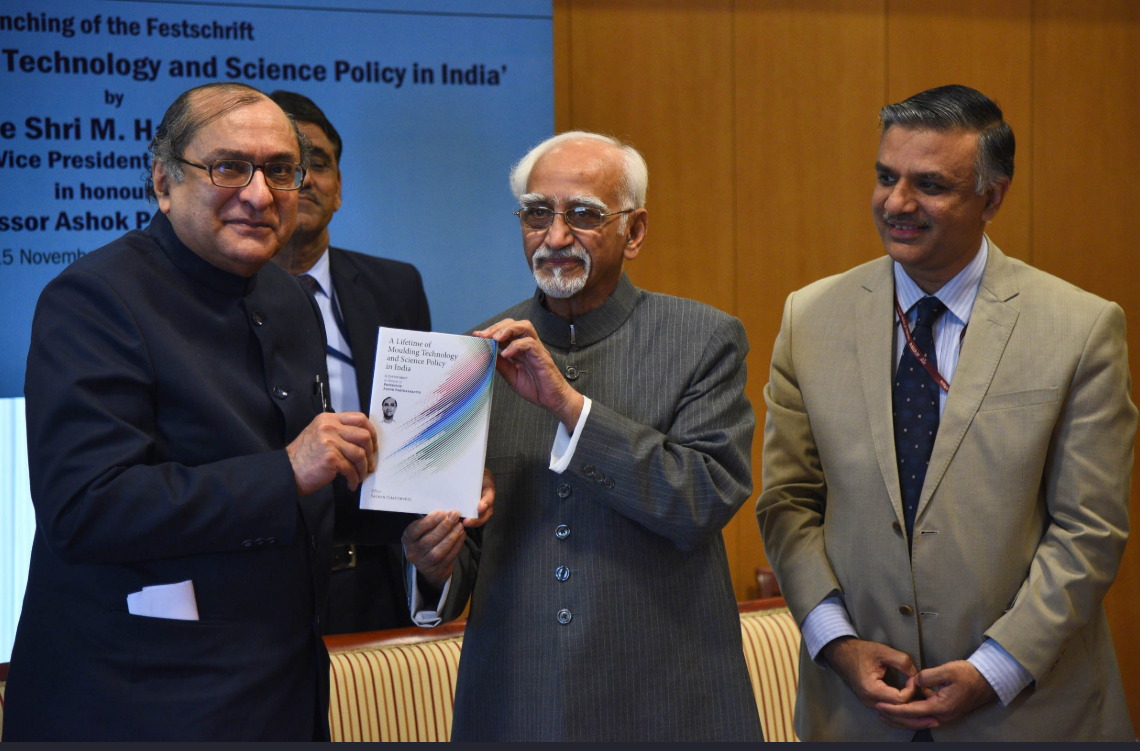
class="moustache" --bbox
[532,244,590,266]
[881,212,931,228]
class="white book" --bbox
[359,327,496,518]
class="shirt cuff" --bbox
[406,560,452,628]
[549,396,592,474]
[968,638,1034,706]
[801,593,859,664]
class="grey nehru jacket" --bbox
[442,273,764,742]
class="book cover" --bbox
[359,327,496,518]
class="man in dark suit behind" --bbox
[269,91,431,633]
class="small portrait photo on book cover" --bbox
[381,396,398,423]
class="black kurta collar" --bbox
[146,210,257,297]
[526,272,641,349]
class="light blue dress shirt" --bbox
[800,238,1034,706]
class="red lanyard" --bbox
[895,296,953,393]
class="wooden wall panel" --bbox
[559,0,736,311]
[554,0,743,573]
[733,0,887,599]
[1032,0,1140,727]
[553,0,572,133]
[887,0,1033,262]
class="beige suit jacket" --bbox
[757,242,1136,741]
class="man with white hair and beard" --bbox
[402,132,764,741]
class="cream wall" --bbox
[553,0,1140,727]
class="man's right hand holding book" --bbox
[403,467,495,587]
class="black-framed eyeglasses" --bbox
[176,157,306,191]
[514,205,635,231]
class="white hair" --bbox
[509,131,648,210]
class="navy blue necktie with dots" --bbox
[893,296,947,548]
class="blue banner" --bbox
[0,0,552,396]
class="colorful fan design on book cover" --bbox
[380,337,496,480]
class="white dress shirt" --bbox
[300,249,361,414]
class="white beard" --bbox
[531,244,590,299]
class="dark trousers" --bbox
[323,543,413,634]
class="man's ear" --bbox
[982,178,1010,223]
[623,208,648,261]
[153,162,173,214]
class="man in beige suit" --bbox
[757,84,1136,741]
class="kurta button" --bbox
[251,310,265,326]
[557,483,572,498]
[565,365,579,380]
[892,521,903,536]
[555,565,570,582]
[899,605,914,616]
[602,478,615,489]
[557,608,572,625]
[555,525,570,540]
[273,386,289,399]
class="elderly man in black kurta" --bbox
[3,83,382,741]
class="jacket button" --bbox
[555,565,570,582]
[254,537,265,546]
[557,608,572,625]
[899,605,915,616]
[241,539,254,548]
[892,521,903,536]
[555,524,570,540]
[556,483,572,499]
[251,310,265,326]
[581,464,595,478]
[266,537,277,545]
[310,535,318,551]
[602,478,615,489]
[565,366,579,381]
[273,385,289,399]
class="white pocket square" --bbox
[126,579,199,621]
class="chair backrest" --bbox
[325,622,465,742]
[738,599,801,742]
